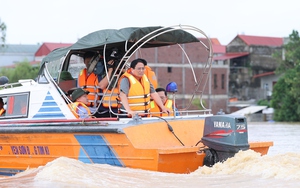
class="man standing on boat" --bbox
[118,58,170,117]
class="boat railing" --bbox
[0,79,36,90]
[39,25,214,119]
[103,25,214,117]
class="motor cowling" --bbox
[202,114,249,166]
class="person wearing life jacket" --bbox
[150,88,179,117]
[70,88,91,119]
[78,51,100,107]
[78,51,117,117]
[118,58,171,118]
[0,97,6,116]
[144,64,158,89]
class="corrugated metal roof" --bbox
[198,37,221,45]
[197,38,225,54]
[0,44,41,54]
[231,106,268,116]
[43,42,73,52]
[35,42,73,56]
[213,52,249,61]
[238,35,283,46]
[213,44,226,54]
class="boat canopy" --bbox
[41,26,200,66]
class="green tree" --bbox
[0,61,39,83]
[274,30,300,74]
[271,30,300,121]
[271,68,300,121]
[257,99,270,107]
[192,98,206,110]
[0,18,6,46]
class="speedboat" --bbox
[0,25,273,176]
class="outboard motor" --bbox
[202,114,249,166]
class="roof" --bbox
[35,42,73,56]
[198,37,221,45]
[213,52,249,61]
[238,35,283,46]
[0,44,41,54]
[212,44,226,54]
[231,106,268,116]
[253,71,275,79]
[198,38,225,54]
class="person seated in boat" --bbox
[0,97,6,116]
[143,60,158,89]
[118,58,171,118]
[70,88,92,119]
[150,88,179,117]
[78,51,117,117]
[62,87,77,105]
[66,87,77,101]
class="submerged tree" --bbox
[271,30,300,121]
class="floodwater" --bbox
[0,122,300,188]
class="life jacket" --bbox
[78,68,101,107]
[102,87,119,108]
[118,71,151,114]
[70,102,91,119]
[150,99,173,117]
[0,108,5,116]
[144,66,157,89]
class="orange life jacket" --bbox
[118,71,151,114]
[150,99,173,117]
[70,102,91,119]
[78,68,100,107]
[102,87,119,108]
[0,108,5,116]
[144,66,157,89]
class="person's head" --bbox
[0,76,9,85]
[83,51,95,67]
[66,87,77,100]
[130,58,147,78]
[71,88,90,104]
[59,71,74,82]
[155,88,167,104]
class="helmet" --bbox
[0,76,9,85]
[166,82,178,92]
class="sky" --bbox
[0,0,299,45]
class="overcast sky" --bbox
[0,0,299,45]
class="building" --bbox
[214,35,284,112]
[34,42,72,62]
[0,43,72,68]
[0,44,41,67]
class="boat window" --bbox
[2,93,29,118]
[68,54,85,79]
[37,70,49,84]
[36,64,49,84]
[46,58,64,81]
